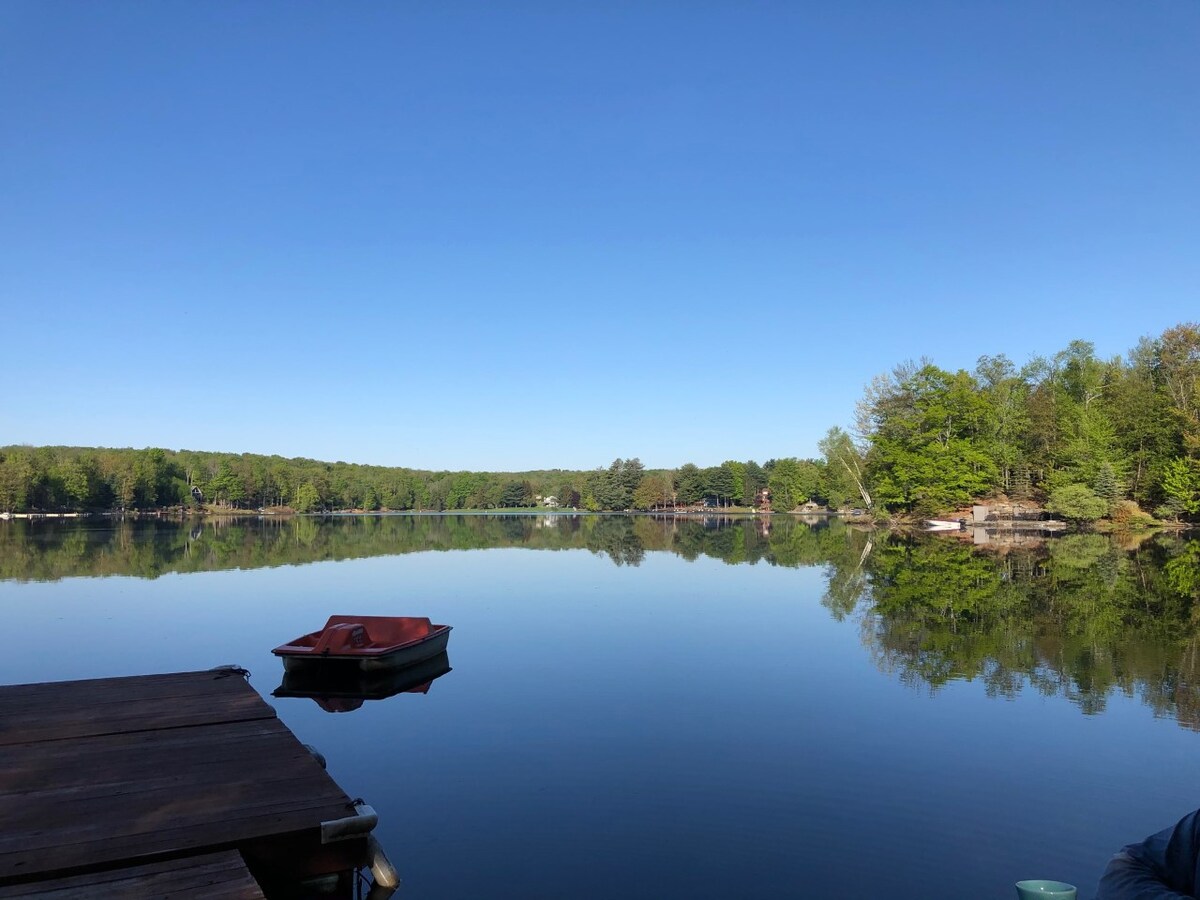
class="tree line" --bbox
[1,321,1197,520]
[0,441,844,515]
[0,444,805,515]
[830,322,1200,521]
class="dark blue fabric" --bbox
[1097,809,1200,899]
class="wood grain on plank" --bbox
[0,849,265,898]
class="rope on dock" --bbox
[208,665,251,679]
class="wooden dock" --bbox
[0,669,384,897]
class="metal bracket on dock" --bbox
[367,834,401,894]
[320,802,379,844]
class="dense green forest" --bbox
[0,447,778,515]
[837,322,1200,522]
[1,322,1197,520]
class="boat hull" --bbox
[925,519,962,531]
[280,627,451,672]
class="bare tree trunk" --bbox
[838,454,873,509]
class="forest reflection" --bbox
[3,514,1199,729]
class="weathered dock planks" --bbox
[0,670,372,895]
[0,850,265,899]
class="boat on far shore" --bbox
[273,615,452,672]
[925,519,964,531]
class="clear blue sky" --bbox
[2,2,1197,471]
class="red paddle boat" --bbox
[273,615,452,672]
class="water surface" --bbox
[2,515,1198,898]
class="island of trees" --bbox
[1,322,1197,524]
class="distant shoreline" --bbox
[4,507,1189,536]
[1,505,836,520]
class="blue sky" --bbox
[2,2,1197,470]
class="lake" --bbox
[2,514,1199,898]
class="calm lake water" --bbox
[3,514,1200,899]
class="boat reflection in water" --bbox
[273,651,453,713]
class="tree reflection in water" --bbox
[3,514,1198,728]
[858,532,1200,730]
